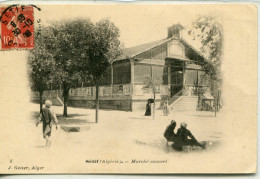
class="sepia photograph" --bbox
[0,2,257,174]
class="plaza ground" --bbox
[31,103,223,150]
[1,103,225,173]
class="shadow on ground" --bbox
[134,138,221,154]
[189,114,216,118]
[130,117,151,120]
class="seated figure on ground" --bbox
[172,122,205,151]
[164,120,177,142]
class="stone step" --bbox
[173,105,197,107]
[170,96,198,111]
[175,101,197,103]
[179,100,197,101]
[173,106,195,108]
[174,105,197,107]
[175,105,197,107]
[174,103,198,106]
[172,107,196,110]
[171,109,196,112]
[175,102,197,105]
[177,98,198,101]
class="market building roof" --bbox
[116,24,208,63]
[119,38,172,59]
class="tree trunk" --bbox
[95,81,99,123]
[217,91,220,111]
[63,93,68,116]
[215,105,217,117]
[214,96,217,117]
[39,90,43,113]
[63,82,70,117]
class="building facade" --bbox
[31,24,210,111]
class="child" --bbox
[163,100,170,116]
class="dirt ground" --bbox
[1,103,224,173]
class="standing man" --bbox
[36,100,58,147]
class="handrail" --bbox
[168,89,182,105]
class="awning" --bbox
[186,63,202,70]
[166,56,193,62]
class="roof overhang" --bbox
[180,38,208,62]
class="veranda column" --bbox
[168,66,171,97]
[130,60,135,96]
[182,62,186,95]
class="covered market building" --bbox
[31,24,211,111]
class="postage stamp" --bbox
[0,5,34,50]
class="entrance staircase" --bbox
[170,96,198,111]
[160,88,200,112]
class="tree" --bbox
[47,19,94,116]
[87,19,122,123]
[28,27,56,112]
[189,16,223,114]
[189,16,223,78]
[29,18,121,119]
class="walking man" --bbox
[36,100,58,147]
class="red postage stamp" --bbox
[0,5,34,50]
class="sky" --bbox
[35,4,213,48]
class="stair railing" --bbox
[168,89,183,105]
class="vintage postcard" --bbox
[0,2,257,174]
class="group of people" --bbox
[144,98,205,151]
[144,99,170,116]
[164,120,206,151]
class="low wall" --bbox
[69,99,163,112]
[68,99,132,111]
[31,95,167,112]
